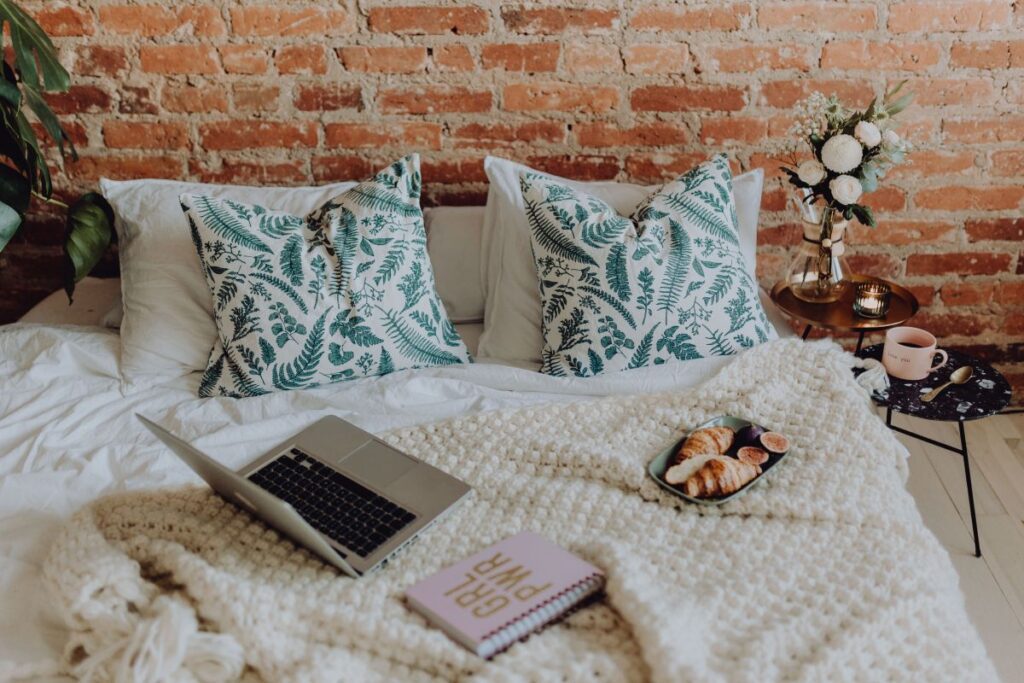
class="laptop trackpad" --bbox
[343,441,417,489]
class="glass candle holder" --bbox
[853,281,891,319]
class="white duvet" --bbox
[0,321,772,670]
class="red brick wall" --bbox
[3,1,1022,397]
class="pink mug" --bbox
[882,327,949,381]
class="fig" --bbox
[759,432,790,454]
[737,446,769,466]
[735,424,766,449]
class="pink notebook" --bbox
[405,531,605,658]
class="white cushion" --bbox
[424,206,485,323]
[18,276,122,328]
[519,156,776,376]
[478,156,764,364]
[179,155,470,398]
[101,178,357,383]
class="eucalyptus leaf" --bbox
[885,93,913,116]
[884,80,907,102]
[0,200,20,252]
[851,204,876,228]
[64,192,114,299]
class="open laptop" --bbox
[137,414,471,578]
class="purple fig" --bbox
[735,424,766,449]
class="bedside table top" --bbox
[770,275,919,333]
[858,344,1012,422]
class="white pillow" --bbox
[424,206,485,324]
[478,157,764,363]
[102,178,357,383]
[17,276,121,327]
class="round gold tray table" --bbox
[770,275,919,353]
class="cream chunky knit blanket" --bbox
[37,339,997,683]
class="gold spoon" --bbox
[921,366,973,403]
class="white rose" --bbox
[797,159,826,186]
[854,120,881,148]
[883,129,900,146]
[829,174,863,205]
[820,134,863,173]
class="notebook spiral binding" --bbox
[478,573,605,659]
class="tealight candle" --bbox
[853,281,890,319]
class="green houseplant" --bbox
[0,0,113,300]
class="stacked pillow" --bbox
[478,156,771,368]
[517,155,774,376]
[100,151,773,396]
[179,155,470,397]
[102,177,357,384]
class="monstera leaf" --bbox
[0,0,116,301]
[64,192,113,298]
[1,0,69,91]
[0,202,20,252]
[0,0,76,176]
[0,163,27,251]
[0,163,29,214]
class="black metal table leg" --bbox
[801,324,812,340]
[855,331,865,354]
[959,420,981,558]
[885,411,982,558]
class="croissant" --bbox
[665,455,760,498]
[673,426,734,464]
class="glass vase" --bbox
[783,206,852,304]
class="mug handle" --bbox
[930,349,949,373]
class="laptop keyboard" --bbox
[248,448,416,558]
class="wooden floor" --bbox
[895,410,1024,683]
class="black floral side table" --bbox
[859,344,1013,557]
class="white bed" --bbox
[0,278,798,670]
[0,186,992,680]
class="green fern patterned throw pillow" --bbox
[180,154,471,397]
[521,154,775,377]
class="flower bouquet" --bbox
[779,82,913,303]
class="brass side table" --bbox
[770,275,920,353]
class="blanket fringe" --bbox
[852,357,890,395]
[68,596,244,683]
[0,659,64,682]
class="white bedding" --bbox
[0,320,789,670]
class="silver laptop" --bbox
[136,414,471,578]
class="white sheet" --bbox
[0,320,796,670]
